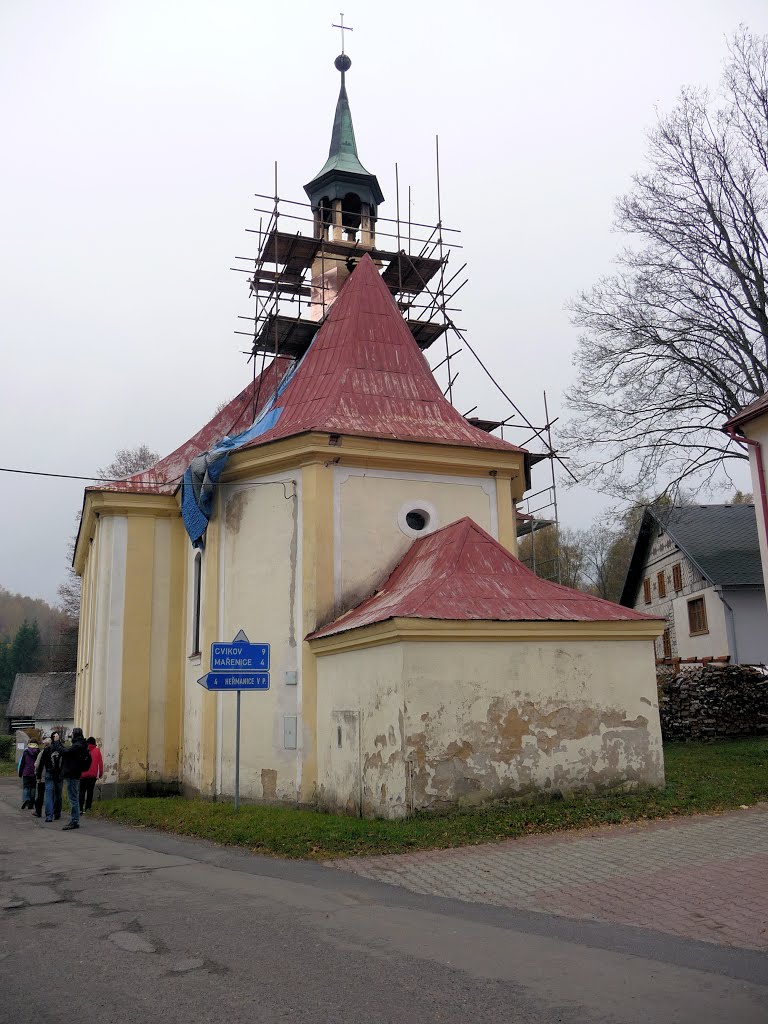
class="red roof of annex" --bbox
[309,517,662,639]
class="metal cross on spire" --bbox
[332,13,353,55]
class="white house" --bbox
[620,505,768,665]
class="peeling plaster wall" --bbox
[316,643,406,816]
[316,638,664,819]
[334,468,497,615]
[216,474,301,803]
[85,515,127,785]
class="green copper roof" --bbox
[304,64,384,207]
[311,73,374,179]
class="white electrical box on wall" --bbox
[284,716,297,749]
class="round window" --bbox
[398,500,438,538]
[405,509,429,531]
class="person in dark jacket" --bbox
[61,728,89,831]
[37,730,65,822]
[79,738,103,812]
[18,740,39,809]
[33,737,50,817]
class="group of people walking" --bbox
[18,728,104,830]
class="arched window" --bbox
[341,192,362,240]
[318,196,332,238]
[191,551,202,656]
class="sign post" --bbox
[235,690,241,811]
[198,629,270,810]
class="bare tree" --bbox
[97,444,159,481]
[519,525,587,589]
[564,29,768,499]
[578,524,618,600]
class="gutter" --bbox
[723,425,768,564]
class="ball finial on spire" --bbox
[334,53,352,73]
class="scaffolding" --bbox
[232,148,568,579]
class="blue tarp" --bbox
[180,351,306,545]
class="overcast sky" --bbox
[1,0,764,605]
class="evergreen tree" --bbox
[0,620,43,703]
[0,638,13,704]
[11,620,42,677]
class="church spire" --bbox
[322,55,369,178]
[304,50,384,245]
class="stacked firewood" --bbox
[657,664,768,742]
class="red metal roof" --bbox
[241,253,524,454]
[91,357,292,495]
[309,517,661,639]
[92,253,522,499]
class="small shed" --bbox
[6,673,76,736]
[310,518,665,818]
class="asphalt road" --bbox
[1,779,766,1024]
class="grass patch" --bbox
[0,753,18,778]
[89,738,768,860]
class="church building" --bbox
[73,51,666,817]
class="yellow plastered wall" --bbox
[180,501,221,798]
[334,468,498,613]
[118,516,154,779]
[76,508,185,787]
[300,461,334,800]
[496,474,518,555]
[145,517,186,780]
[216,475,300,800]
[75,528,101,734]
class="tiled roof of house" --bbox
[6,673,75,721]
[35,673,76,720]
[7,674,48,718]
[620,504,764,605]
[310,517,658,640]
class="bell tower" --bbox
[304,41,384,310]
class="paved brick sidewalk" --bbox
[329,806,768,951]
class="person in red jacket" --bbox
[79,737,103,812]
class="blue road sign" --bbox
[211,641,270,671]
[197,672,270,691]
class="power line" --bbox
[0,466,175,486]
